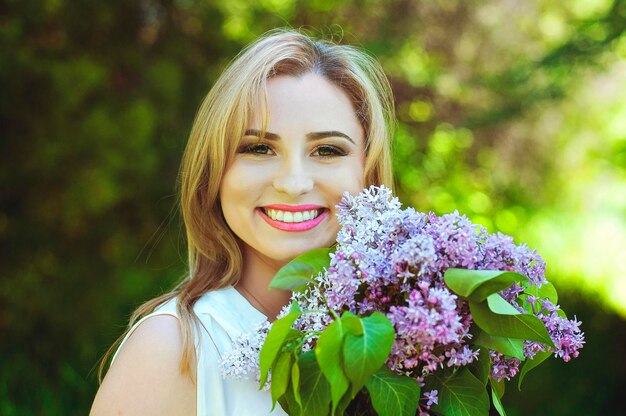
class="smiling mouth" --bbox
[260,208,325,223]
[258,205,329,232]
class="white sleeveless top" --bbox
[111,286,287,416]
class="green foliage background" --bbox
[1,0,625,414]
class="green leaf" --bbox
[517,350,552,390]
[259,308,302,388]
[490,377,505,399]
[277,397,292,416]
[271,352,293,407]
[342,312,395,394]
[270,247,332,291]
[340,312,364,336]
[516,294,535,314]
[444,269,526,302]
[470,295,555,348]
[291,355,302,408]
[486,293,522,315]
[281,385,302,416]
[491,385,507,416]
[537,282,558,304]
[315,318,349,413]
[365,366,420,416]
[468,348,491,386]
[336,393,355,416]
[289,301,303,314]
[475,330,525,360]
[523,281,559,305]
[431,368,490,416]
[298,351,331,416]
[519,282,560,316]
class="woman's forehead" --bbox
[246,73,361,132]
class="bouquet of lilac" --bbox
[221,186,584,416]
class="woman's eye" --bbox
[240,143,274,155]
[313,145,346,157]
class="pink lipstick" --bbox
[257,205,328,232]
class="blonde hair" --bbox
[99,28,395,381]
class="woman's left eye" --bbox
[312,145,347,157]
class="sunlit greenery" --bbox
[1,0,625,414]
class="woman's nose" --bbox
[272,159,314,196]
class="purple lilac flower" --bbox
[490,351,522,381]
[523,340,546,360]
[288,274,335,350]
[325,250,361,311]
[480,232,547,287]
[423,389,439,406]
[541,313,585,362]
[386,282,471,374]
[390,235,436,282]
[445,345,480,367]
[418,389,439,416]
[219,320,271,389]
[421,211,483,276]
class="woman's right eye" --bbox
[239,143,274,155]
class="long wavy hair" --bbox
[99,28,396,381]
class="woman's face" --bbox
[220,72,365,268]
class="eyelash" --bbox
[239,143,274,155]
[313,145,348,158]
[238,144,347,158]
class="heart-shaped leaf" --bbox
[431,368,490,416]
[365,366,420,416]
[342,312,395,394]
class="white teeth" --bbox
[265,209,320,223]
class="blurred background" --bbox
[1,0,625,414]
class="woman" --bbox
[90,28,395,415]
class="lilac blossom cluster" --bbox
[324,186,584,386]
[219,320,272,390]
[220,186,584,413]
[288,275,335,351]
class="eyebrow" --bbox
[243,129,355,145]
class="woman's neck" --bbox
[236,247,292,321]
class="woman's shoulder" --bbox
[90,314,196,415]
